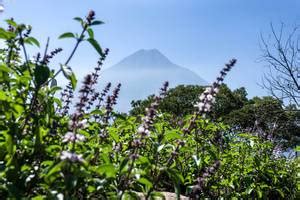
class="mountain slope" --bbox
[98,49,207,112]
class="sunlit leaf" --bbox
[58,32,75,39]
[87,38,104,57]
[5,19,17,28]
[24,37,40,47]
[90,20,104,26]
[73,17,83,23]
[97,164,116,178]
[87,28,94,38]
[137,177,153,188]
[0,64,11,73]
[60,64,77,90]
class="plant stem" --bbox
[44,24,88,86]
[19,33,33,78]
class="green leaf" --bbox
[137,177,153,189]
[157,144,165,152]
[58,32,75,39]
[5,19,17,28]
[60,64,77,90]
[108,127,119,142]
[69,73,77,90]
[34,65,50,86]
[0,90,7,101]
[32,195,46,200]
[164,130,182,141]
[246,187,254,195]
[275,189,285,198]
[5,132,15,155]
[0,64,11,73]
[249,140,255,147]
[13,104,24,117]
[24,37,40,47]
[123,192,139,199]
[90,109,105,115]
[50,79,57,88]
[73,17,83,23]
[41,160,54,167]
[87,185,96,193]
[90,20,104,26]
[150,192,165,199]
[136,156,149,164]
[87,28,94,38]
[53,97,62,107]
[166,168,184,184]
[119,158,129,172]
[97,164,116,178]
[45,162,63,183]
[192,155,201,167]
[87,38,104,57]
[0,27,16,40]
[256,189,262,198]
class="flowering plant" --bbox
[0,11,298,199]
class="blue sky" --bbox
[0,0,299,98]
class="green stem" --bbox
[19,33,33,78]
[44,24,88,86]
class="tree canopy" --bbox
[130,84,300,148]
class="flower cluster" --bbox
[95,82,111,110]
[110,83,121,106]
[62,131,85,143]
[137,81,168,138]
[76,53,109,114]
[60,151,84,163]
[61,89,89,162]
[272,145,282,158]
[60,83,74,116]
[118,82,170,193]
[131,82,169,151]
[76,74,94,115]
[103,83,121,124]
[68,117,87,130]
[86,49,110,111]
[191,160,221,198]
[86,10,95,25]
[60,117,87,162]
[41,48,63,65]
[195,59,237,115]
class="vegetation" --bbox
[0,11,298,199]
[131,84,300,149]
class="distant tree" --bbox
[260,24,300,107]
[130,84,248,119]
[210,85,248,119]
[130,84,299,148]
[130,85,204,117]
[224,96,300,148]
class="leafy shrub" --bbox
[0,11,298,199]
[131,85,300,149]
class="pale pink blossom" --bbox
[62,132,85,143]
[60,151,84,162]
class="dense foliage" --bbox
[131,85,300,149]
[0,11,298,199]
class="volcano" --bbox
[98,49,207,112]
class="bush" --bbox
[0,11,298,199]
